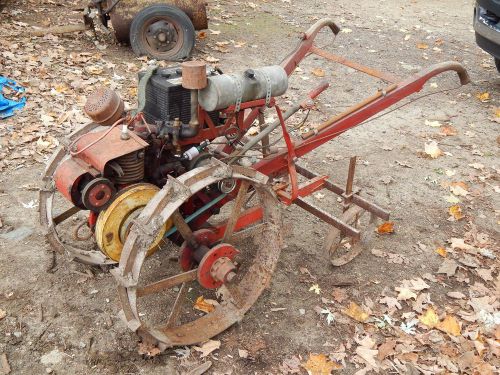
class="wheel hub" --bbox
[197,243,239,289]
[179,229,218,271]
[82,177,115,212]
[146,20,177,51]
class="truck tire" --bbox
[130,4,195,61]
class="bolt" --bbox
[158,33,167,42]
[226,271,237,283]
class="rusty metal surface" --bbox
[84,87,124,125]
[181,61,207,90]
[294,197,361,240]
[95,183,171,262]
[114,159,283,348]
[108,0,208,42]
[295,164,391,221]
[75,127,148,173]
[325,205,366,266]
[39,123,117,266]
[310,46,400,83]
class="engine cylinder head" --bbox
[113,151,145,184]
[84,87,125,126]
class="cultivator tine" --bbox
[295,165,390,221]
[294,197,361,240]
[343,156,357,212]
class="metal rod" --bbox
[136,269,197,297]
[295,164,390,221]
[222,180,250,243]
[164,283,188,328]
[164,193,227,238]
[302,83,398,139]
[294,197,360,239]
[343,156,357,212]
[53,206,81,225]
[310,46,399,83]
[228,81,329,164]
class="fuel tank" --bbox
[198,66,288,112]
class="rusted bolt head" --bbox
[226,271,237,283]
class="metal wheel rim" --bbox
[114,159,283,349]
[138,15,185,59]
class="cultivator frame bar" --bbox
[218,18,469,263]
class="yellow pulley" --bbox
[95,183,172,262]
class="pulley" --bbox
[82,177,116,212]
[95,183,172,262]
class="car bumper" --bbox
[474,1,500,58]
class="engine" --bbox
[52,61,288,261]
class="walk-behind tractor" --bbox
[40,19,470,352]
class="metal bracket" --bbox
[232,75,243,113]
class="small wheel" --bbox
[129,4,195,61]
[325,206,374,266]
[495,58,500,73]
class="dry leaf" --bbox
[439,125,457,136]
[444,194,460,204]
[476,92,490,102]
[424,141,443,158]
[419,307,439,328]
[450,184,469,197]
[437,259,458,276]
[355,346,379,368]
[447,291,466,299]
[193,340,221,358]
[302,353,341,375]
[377,339,396,360]
[396,287,417,301]
[449,205,464,220]
[379,296,402,310]
[194,296,216,313]
[425,120,442,127]
[309,284,321,294]
[342,302,369,322]
[417,43,429,49]
[138,342,161,357]
[198,31,207,39]
[435,247,447,257]
[450,238,474,250]
[238,349,249,359]
[376,222,394,234]
[0,309,6,320]
[331,288,347,303]
[311,68,325,77]
[468,162,484,170]
[436,315,461,336]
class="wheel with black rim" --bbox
[129,4,195,61]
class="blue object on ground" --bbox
[0,76,27,119]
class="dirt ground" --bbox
[0,0,499,374]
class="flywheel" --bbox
[113,159,283,351]
[95,183,172,262]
